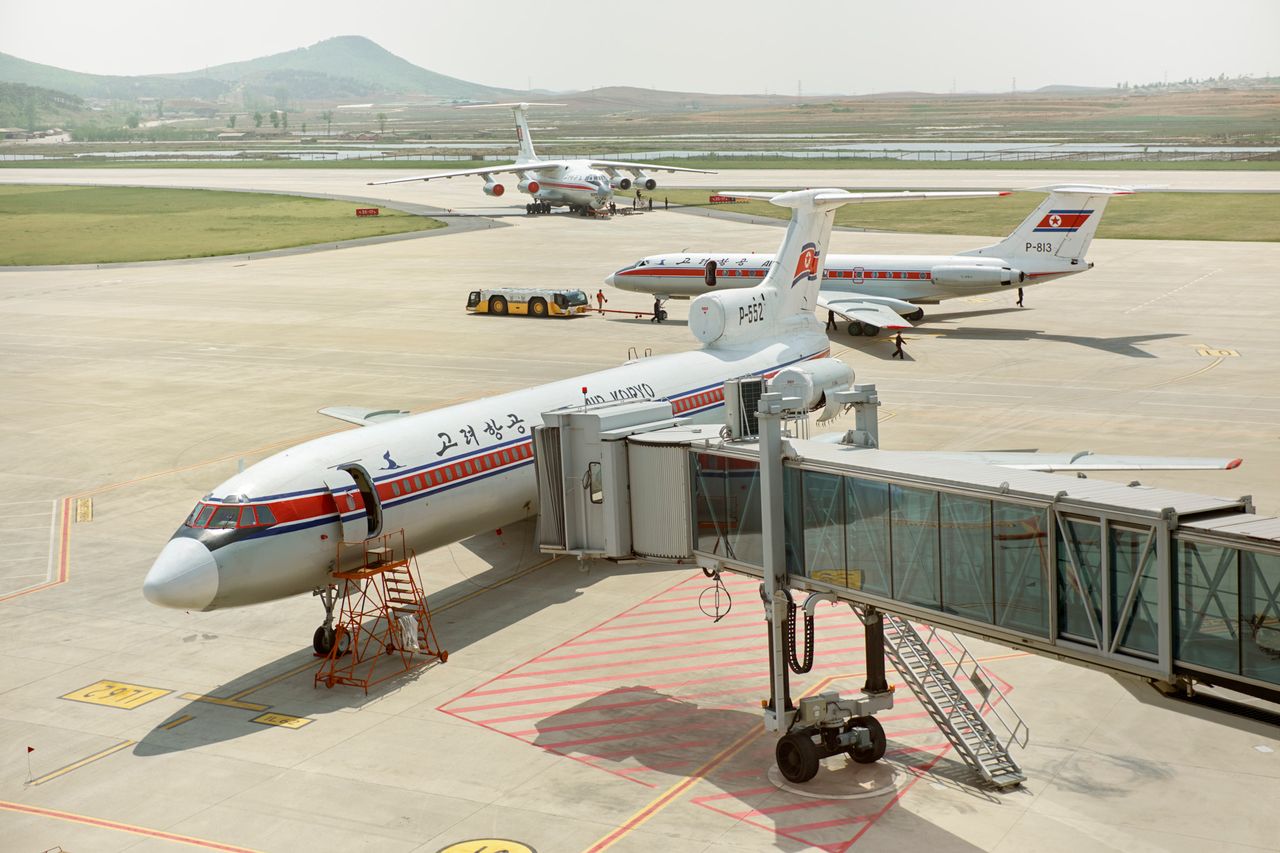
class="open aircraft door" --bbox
[322,463,383,543]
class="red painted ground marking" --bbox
[538,718,728,751]
[476,683,767,725]
[512,630,865,677]
[0,799,261,852]
[442,569,1019,852]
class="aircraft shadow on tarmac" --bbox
[132,523,662,758]
[833,306,1183,360]
[531,687,988,852]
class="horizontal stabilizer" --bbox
[818,294,912,330]
[934,451,1242,473]
[318,406,411,427]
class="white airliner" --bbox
[607,186,1131,335]
[368,102,712,213]
[142,187,1014,651]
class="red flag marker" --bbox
[26,746,33,753]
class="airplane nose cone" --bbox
[143,538,218,610]
[604,272,618,288]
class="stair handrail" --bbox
[920,624,1030,751]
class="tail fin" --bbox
[961,185,1132,263]
[459,101,565,164]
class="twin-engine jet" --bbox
[143,188,1018,650]
[370,102,712,214]
[607,186,1131,335]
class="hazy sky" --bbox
[2,0,1277,95]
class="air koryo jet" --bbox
[369,102,712,214]
[143,187,1017,652]
[607,186,1131,335]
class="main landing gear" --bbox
[847,321,881,337]
[312,584,350,657]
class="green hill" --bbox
[0,82,86,129]
[0,36,513,103]
[181,36,512,100]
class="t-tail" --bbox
[962,185,1133,265]
[691,189,1010,347]
[460,101,565,165]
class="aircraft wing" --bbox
[368,164,536,186]
[318,406,411,427]
[588,159,715,174]
[818,292,912,330]
[930,451,1242,472]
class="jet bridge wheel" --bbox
[776,731,821,783]
[845,715,886,764]
[489,296,508,315]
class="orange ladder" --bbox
[314,530,447,693]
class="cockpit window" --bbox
[186,502,276,529]
[209,506,240,529]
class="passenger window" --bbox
[256,505,276,525]
[209,506,239,529]
[391,482,401,497]
[195,505,215,527]
[238,507,257,527]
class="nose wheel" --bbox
[313,584,343,656]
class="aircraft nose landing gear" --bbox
[313,584,346,656]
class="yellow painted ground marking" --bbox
[227,660,319,701]
[74,497,93,522]
[159,714,194,730]
[29,739,135,786]
[1149,357,1226,389]
[250,712,312,729]
[1194,345,1239,357]
[437,841,535,853]
[62,680,170,710]
[178,692,269,712]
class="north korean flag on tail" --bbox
[1034,209,1093,232]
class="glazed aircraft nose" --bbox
[143,538,218,610]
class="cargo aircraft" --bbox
[369,102,712,214]
[607,186,1131,335]
[143,187,1017,651]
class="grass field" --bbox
[620,189,1280,242]
[0,185,445,265]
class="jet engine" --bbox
[517,178,541,195]
[609,175,632,190]
[689,289,775,345]
[767,358,855,421]
[929,264,1025,289]
[482,179,505,197]
[632,173,657,191]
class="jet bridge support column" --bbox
[756,392,894,784]
[758,392,794,730]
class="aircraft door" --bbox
[322,463,383,542]
[704,261,718,287]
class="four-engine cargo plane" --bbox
[607,186,1131,335]
[142,187,1013,651]
[369,102,713,214]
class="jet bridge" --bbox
[532,388,1280,786]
